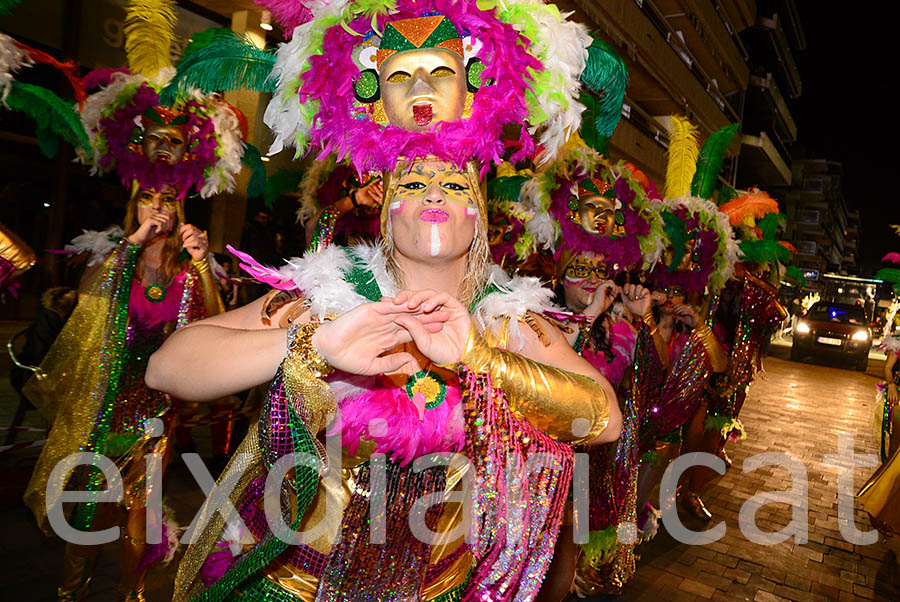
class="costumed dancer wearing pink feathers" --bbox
[146,1,623,601]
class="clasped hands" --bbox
[311,289,470,376]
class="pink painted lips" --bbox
[413,103,433,126]
[419,209,449,222]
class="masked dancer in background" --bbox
[21,4,252,599]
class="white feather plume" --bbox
[499,2,591,162]
[0,33,32,104]
[882,335,900,353]
[66,226,125,266]
[474,265,561,351]
[201,98,244,198]
[264,20,322,157]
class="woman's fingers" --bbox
[394,314,431,346]
[371,351,419,375]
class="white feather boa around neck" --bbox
[251,243,560,351]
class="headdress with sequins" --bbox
[520,36,665,276]
[75,1,258,199]
[256,0,592,173]
[646,116,742,294]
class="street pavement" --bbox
[0,320,898,600]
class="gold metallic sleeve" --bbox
[458,327,610,444]
[857,444,900,534]
[191,257,225,317]
[0,222,37,273]
[694,323,729,373]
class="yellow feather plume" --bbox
[124,0,177,78]
[663,115,700,199]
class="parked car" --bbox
[791,302,872,370]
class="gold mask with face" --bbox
[142,123,187,164]
[379,48,467,131]
[577,195,621,237]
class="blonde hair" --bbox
[123,181,189,284]
[379,159,490,308]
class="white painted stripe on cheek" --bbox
[430,222,441,257]
[466,207,477,219]
[389,200,403,215]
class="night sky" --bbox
[793,7,895,273]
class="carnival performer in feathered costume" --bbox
[19,3,251,600]
[148,2,622,601]
[677,186,791,522]
[502,36,672,596]
[630,117,738,525]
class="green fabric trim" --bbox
[72,241,140,531]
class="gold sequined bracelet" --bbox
[287,322,334,378]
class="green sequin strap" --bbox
[71,239,140,530]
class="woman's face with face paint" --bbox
[388,160,478,263]
[562,252,609,313]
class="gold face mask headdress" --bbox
[260,0,593,174]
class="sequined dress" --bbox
[173,244,600,602]
[24,237,220,533]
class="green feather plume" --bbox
[716,186,739,205]
[757,212,784,241]
[6,82,91,159]
[241,142,267,200]
[662,212,688,271]
[784,265,806,287]
[578,91,609,156]
[579,37,628,140]
[876,268,900,284]
[0,0,24,18]
[487,175,528,203]
[263,169,304,209]
[691,123,740,199]
[160,28,276,106]
[580,526,618,568]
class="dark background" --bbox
[794,7,894,272]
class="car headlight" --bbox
[852,330,869,341]
[795,322,810,334]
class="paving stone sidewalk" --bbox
[620,354,900,601]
